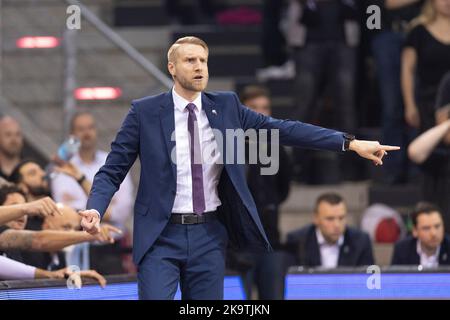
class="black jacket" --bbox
[285,224,374,267]
[391,235,450,266]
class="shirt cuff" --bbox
[90,209,101,219]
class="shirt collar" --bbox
[172,87,202,113]
[316,227,344,247]
[416,240,440,260]
[73,150,101,166]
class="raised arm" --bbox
[80,103,140,234]
[408,119,450,164]
[0,197,62,226]
[235,93,399,165]
[402,47,420,128]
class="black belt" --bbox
[170,211,218,225]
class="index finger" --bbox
[46,199,63,216]
[106,225,123,234]
[379,145,401,151]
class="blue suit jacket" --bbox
[86,90,345,264]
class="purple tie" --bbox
[186,103,206,215]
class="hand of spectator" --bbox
[50,268,107,288]
[93,223,123,244]
[79,209,101,235]
[23,197,63,217]
[53,161,84,181]
[349,140,400,166]
[405,105,420,128]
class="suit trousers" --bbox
[137,217,229,300]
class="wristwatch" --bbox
[343,133,355,151]
[76,174,86,184]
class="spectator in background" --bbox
[286,0,361,183]
[9,159,87,204]
[225,85,293,300]
[256,0,295,82]
[286,193,374,268]
[0,116,24,180]
[408,73,450,232]
[402,0,450,133]
[391,202,450,267]
[370,0,424,184]
[51,112,134,275]
[291,0,360,132]
[0,184,120,267]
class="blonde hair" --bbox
[409,0,437,29]
[167,36,209,63]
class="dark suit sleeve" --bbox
[284,230,301,257]
[86,103,140,217]
[391,242,402,265]
[233,93,345,152]
[360,234,375,266]
[276,147,292,204]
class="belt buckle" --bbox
[181,215,195,225]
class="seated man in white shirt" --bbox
[286,193,374,268]
[391,202,450,267]
[51,111,134,274]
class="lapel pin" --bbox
[212,109,217,115]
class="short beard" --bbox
[176,74,208,92]
[0,147,21,158]
[27,185,51,198]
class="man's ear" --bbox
[168,61,175,77]
[412,227,418,238]
[313,213,319,226]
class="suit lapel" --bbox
[160,91,177,181]
[202,92,227,166]
[202,92,222,132]
[439,237,450,265]
[338,231,351,266]
[309,227,322,266]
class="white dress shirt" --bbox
[51,150,134,232]
[171,88,223,213]
[316,228,345,269]
[417,241,440,268]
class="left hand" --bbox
[349,140,400,166]
[79,210,101,235]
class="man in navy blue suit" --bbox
[79,36,399,300]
